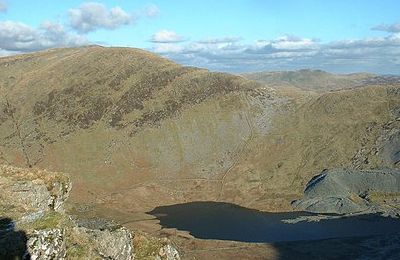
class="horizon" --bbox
[0,0,399,74]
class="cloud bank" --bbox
[151,25,400,74]
[0,1,162,56]
[68,2,132,33]
[0,21,87,54]
[150,30,185,43]
[0,3,399,75]
[372,23,400,33]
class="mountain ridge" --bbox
[0,45,399,223]
[242,69,381,92]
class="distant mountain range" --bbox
[243,69,400,92]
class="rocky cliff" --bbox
[0,164,180,259]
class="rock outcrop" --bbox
[292,168,400,215]
[0,164,180,259]
[72,226,134,260]
[28,229,66,259]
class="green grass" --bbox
[23,211,63,230]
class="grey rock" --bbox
[156,244,181,260]
[379,130,400,167]
[19,211,46,224]
[51,181,72,212]
[27,229,66,260]
[73,226,134,260]
[292,168,400,214]
[11,181,53,212]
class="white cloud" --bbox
[68,2,132,33]
[0,1,6,13]
[197,37,242,44]
[152,33,400,74]
[150,30,185,43]
[153,43,183,53]
[0,20,88,52]
[144,4,160,18]
[372,22,400,33]
[271,35,318,50]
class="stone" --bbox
[157,244,181,260]
[73,226,134,260]
[27,229,66,260]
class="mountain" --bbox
[242,69,376,92]
[1,46,400,258]
[0,46,273,212]
[1,46,399,210]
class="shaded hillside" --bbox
[242,69,374,92]
[0,46,399,222]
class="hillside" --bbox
[0,46,277,213]
[0,46,399,252]
[242,69,375,92]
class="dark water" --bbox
[148,201,400,243]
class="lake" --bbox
[148,201,400,243]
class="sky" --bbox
[0,0,400,74]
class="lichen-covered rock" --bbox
[1,164,181,260]
[156,244,181,260]
[27,229,66,260]
[73,226,134,260]
[11,181,53,212]
[51,180,72,212]
[0,164,71,216]
[293,168,400,214]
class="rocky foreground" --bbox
[0,164,180,259]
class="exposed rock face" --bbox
[157,244,181,260]
[379,129,400,167]
[0,165,71,259]
[10,181,54,212]
[0,164,180,259]
[28,229,66,260]
[292,169,400,214]
[73,226,134,260]
[0,164,71,215]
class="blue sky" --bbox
[1,0,400,74]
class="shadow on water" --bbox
[0,217,30,259]
[148,201,400,243]
[149,202,400,259]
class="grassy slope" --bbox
[0,46,270,210]
[0,46,398,217]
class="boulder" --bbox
[73,226,134,260]
[27,229,66,260]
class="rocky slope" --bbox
[0,164,180,259]
[292,168,400,215]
